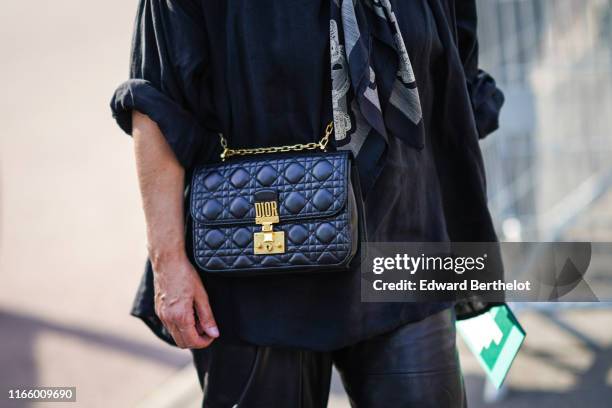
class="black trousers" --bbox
[191,309,465,408]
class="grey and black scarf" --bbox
[330,0,425,192]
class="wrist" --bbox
[148,244,188,271]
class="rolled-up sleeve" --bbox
[455,0,505,139]
[110,0,214,167]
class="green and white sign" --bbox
[457,305,525,388]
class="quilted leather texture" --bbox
[190,151,356,274]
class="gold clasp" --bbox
[254,201,285,254]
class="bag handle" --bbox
[218,121,334,161]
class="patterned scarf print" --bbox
[330,0,425,191]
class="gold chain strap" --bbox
[219,121,334,161]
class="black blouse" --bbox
[111,0,504,350]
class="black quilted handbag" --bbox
[189,123,362,275]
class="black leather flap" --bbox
[190,151,350,226]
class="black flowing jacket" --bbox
[111,0,504,350]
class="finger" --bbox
[193,313,216,349]
[176,308,212,348]
[167,322,187,349]
[158,311,186,348]
[194,292,220,339]
[177,321,213,349]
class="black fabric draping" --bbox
[110,0,504,350]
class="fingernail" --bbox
[207,326,220,337]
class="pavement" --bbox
[1,1,192,407]
[0,0,611,407]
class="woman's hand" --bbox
[132,110,219,349]
[152,253,219,348]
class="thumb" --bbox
[194,292,220,339]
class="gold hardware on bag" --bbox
[219,122,334,161]
[254,201,285,254]
[219,122,334,254]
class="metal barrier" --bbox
[473,1,612,401]
[476,0,612,241]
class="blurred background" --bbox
[0,0,611,407]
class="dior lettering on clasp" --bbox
[255,201,278,220]
[253,190,285,255]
